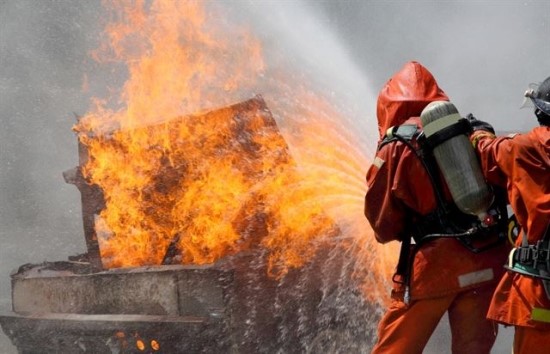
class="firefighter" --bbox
[364,61,510,353]
[469,76,550,353]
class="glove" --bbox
[466,113,495,134]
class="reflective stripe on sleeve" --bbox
[531,307,550,323]
[373,157,385,169]
[458,268,494,288]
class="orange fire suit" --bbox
[365,61,510,354]
[471,126,550,353]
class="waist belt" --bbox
[506,240,550,281]
[506,222,550,305]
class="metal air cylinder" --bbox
[420,101,493,222]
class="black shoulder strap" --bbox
[378,124,420,151]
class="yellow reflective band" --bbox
[423,113,461,137]
[531,307,550,323]
[471,132,496,149]
[507,219,517,246]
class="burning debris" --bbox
[1,1,391,352]
[71,95,335,275]
[0,97,381,353]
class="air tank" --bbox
[420,101,493,222]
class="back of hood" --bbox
[376,61,449,140]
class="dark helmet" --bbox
[525,76,550,125]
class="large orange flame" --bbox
[76,0,395,302]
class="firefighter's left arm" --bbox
[364,146,409,244]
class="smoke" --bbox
[231,1,378,113]
[313,0,550,132]
[0,2,103,352]
[0,1,100,263]
[1,0,547,352]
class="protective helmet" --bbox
[524,76,550,125]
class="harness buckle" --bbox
[513,241,550,271]
[532,244,540,268]
[518,246,532,264]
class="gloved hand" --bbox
[466,113,495,134]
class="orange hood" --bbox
[376,61,449,140]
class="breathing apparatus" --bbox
[420,100,498,225]
[382,101,508,304]
[382,101,507,251]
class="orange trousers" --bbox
[371,284,497,354]
[513,325,550,354]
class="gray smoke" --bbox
[310,0,549,132]
[0,1,102,352]
[2,0,548,352]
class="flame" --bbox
[76,0,394,301]
[151,340,160,351]
[136,339,145,351]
